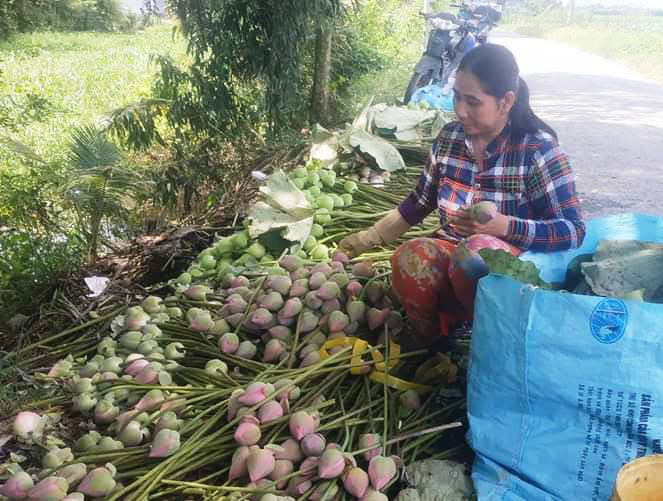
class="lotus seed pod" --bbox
[236,341,258,360]
[219,332,240,354]
[135,389,164,412]
[359,434,381,462]
[238,383,269,406]
[287,477,312,497]
[78,466,116,497]
[257,400,283,424]
[317,448,345,479]
[47,358,73,378]
[351,260,375,278]
[246,448,276,483]
[289,411,315,440]
[300,433,326,457]
[288,278,309,298]
[149,429,180,458]
[269,458,294,489]
[299,311,319,333]
[1,471,34,499]
[309,480,339,501]
[56,463,87,486]
[279,255,302,272]
[234,419,261,446]
[304,291,323,310]
[268,326,292,342]
[13,411,44,441]
[367,455,396,491]
[263,339,286,363]
[298,456,319,477]
[27,476,68,501]
[367,308,390,330]
[229,445,251,481]
[361,488,388,501]
[327,310,349,332]
[300,350,321,368]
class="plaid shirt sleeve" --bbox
[397,139,441,225]
[505,142,586,252]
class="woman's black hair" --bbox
[457,43,557,140]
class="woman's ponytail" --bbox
[458,44,557,141]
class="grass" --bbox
[503,8,663,83]
[0,21,187,167]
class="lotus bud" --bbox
[299,311,319,333]
[13,411,44,440]
[367,455,396,491]
[75,431,101,452]
[234,418,261,446]
[78,361,99,378]
[1,471,34,498]
[154,411,182,434]
[134,366,158,384]
[257,400,283,424]
[359,434,381,462]
[318,448,345,479]
[367,308,389,330]
[227,389,244,420]
[267,327,291,343]
[308,272,327,290]
[225,313,245,328]
[332,250,349,264]
[210,318,230,336]
[320,298,341,316]
[27,476,67,501]
[229,446,251,481]
[264,458,292,489]
[125,309,151,331]
[280,297,303,319]
[259,292,283,312]
[246,448,275,482]
[73,393,97,413]
[327,310,349,332]
[118,331,142,350]
[365,282,385,305]
[386,310,404,335]
[55,463,86,487]
[149,429,180,458]
[78,466,116,497]
[119,420,147,446]
[237,382,268,406]
[62,493,85,501]
[328,270,350,289]
[289,279,309,297]
[304,291,323,310]
[309,480,339,501]
[141,296,163,314]
[135,389,164,412]
[189,311,214,332]
[164,342,185,360]
[186,307,206,322]
[237,341,257,359]
[100,356,123,374]
[279,255,302,272]
[95,437,124,452]
[250,308,274,328]
[230,275,250,288]
[289,411,315,440]
[125,358,149,376]
[137,339,159,354]
[262,339,285,363]
[298,456,319,477]
[94,400,119,424]
[301,433,326,457]
[219,332,240,354]
[274,437,303,463]
[72,378,95,394]
[47,358,72,378]
[352,260,375,278]
[228,295,248,314]
[228,286,253,302]
[399,390,421,412]
[287,477,312,497]
[183,285,210,301]
[361,488,388,501]
[317,281,341,301]
[345,281,363,299]
[205,359,228,377]
[300,351,321,368]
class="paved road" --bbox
[492,32,663,219]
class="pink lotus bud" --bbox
[367,308,390,330]
[332,250,349,264]
[13,411,44,440]
[236,341,258,359]
[135,366,159,385]
[287,477,312,497]
[246,448,276,483]
[47,359,72,378]
[346,299,366,323]
[260,292,284,312]
[230,275,250,288]
[94,400,119,424]
[257,400,283,424]
[346,280,363,298]
[309,480,339,501]
[269,459,294,489]
[281,297,303,318]
[300,350,321,368]
[311,262,333,277]
[359,434,381,462]
[149,429,180,458]
[300,433,326,457]
[367,455,396,491]
[250,308,274,328]
[0,471,34,498]
[78,466,116,497]
[234,419,261,446]
[229,446,250,481]
[115,410,138,433]
[344,452,358,467]
[227,294,248,314]
[399,390,421,411]
[219,332,240,354]
[330,261,345,274]
[27,476,68,500]
[135,389,164,412]
[288,278,309,297]
[361,488,388,501]
[160,396,186,414]
[279,254,303,272]
[327,310,349,332]
[238,383,269,406]
[125,358,149,377]
[352,260,375,278]
[266,275,292,295]
[125,309,150,330]
[289,411,315,440]
[318,448,345,479]
[343,467,369,498]
[154,411,182,434]
[56,463,87,486]
[263,339,286,363]
[317,281,341,301]
[299,456,319,478]
[183,285,210,301]
[275,438,303,463]
[321,298,341,316]
[189,310,214,332]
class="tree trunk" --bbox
[310,26,334,126]
[566,0,575,25]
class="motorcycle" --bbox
[403,1,504,106]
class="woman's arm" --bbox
[505,144,585,252]
[398,140,442,225]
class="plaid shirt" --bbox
[398,121,585,252]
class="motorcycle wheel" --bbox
[404,69,433,104]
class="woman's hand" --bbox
[449,206,510,238]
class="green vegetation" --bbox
[504,7,663,83]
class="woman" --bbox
[339,44,585,348]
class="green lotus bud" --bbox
[100,356,123,374]
[164,342,185,360]
[73,392,98,413]
[78,465,116,497]
[95,436,124,452]
[118,420,147,446]
[142,296,163,314]
[149,429,180,458]
[42,446,73,469]
[27,476,68,501]
[75,431,101,452]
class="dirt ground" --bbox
[492,32,663,219]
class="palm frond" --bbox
[0,135,48,164]
[68,124,122,170]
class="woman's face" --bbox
[453,70,513,140]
